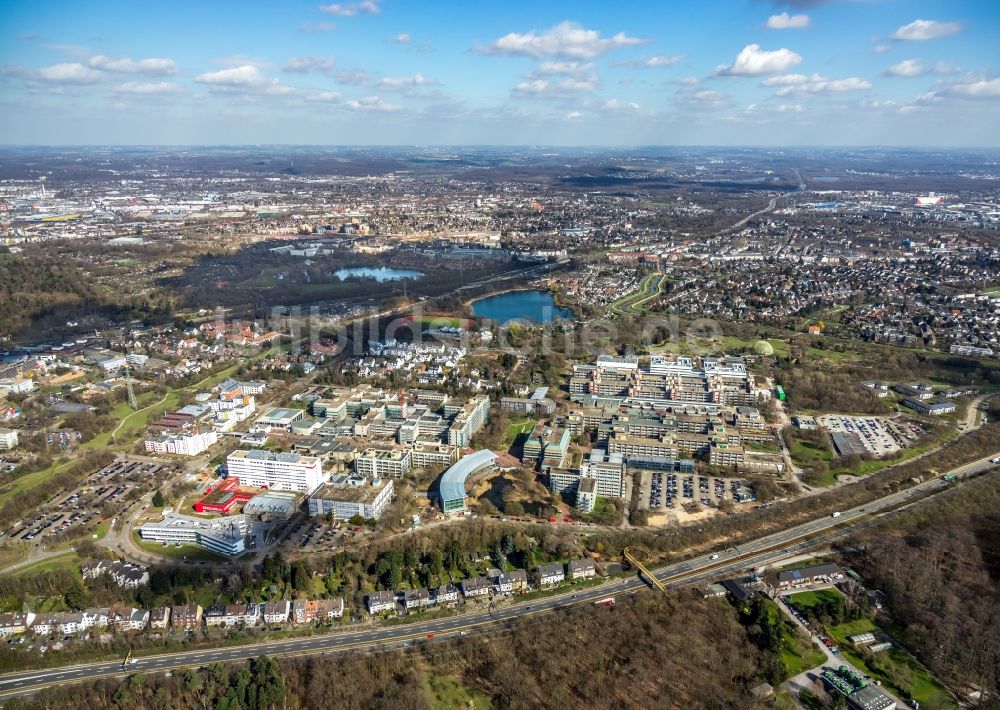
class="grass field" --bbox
[503,419,536,447]
[11,550,81,579]
[0,544,29,569]
[426,674,492,710]
[406,314,471,329]
[762,599,827,677]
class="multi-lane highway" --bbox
[0,452,996,703]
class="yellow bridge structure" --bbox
[623,547,666,592]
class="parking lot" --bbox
[642,471,756,512]
[818,415,905,458]
[3,458,175,544]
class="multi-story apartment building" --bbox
[144,430,218,456]
[446,396,490,447]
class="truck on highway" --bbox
[593,597,616,607]
[990,457,1000,464]
[831,511,842,518]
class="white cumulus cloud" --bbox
[479,21,646,60]
[513,75,598,98]
[939,78,1000,99]
[306,91,342,103]
[377,74,436,90]
[885,59,925,77]
[89,55,178,75]
[112,81,183,95]
[531,61,595,76]
[764,73,871,95]
[319,0,379,17]
[892,19,961,41]
[344,95,400,111]
[765,13,811,30]
[714,44,802,77]
[37,62,101,83]
[393,33,412,44]
[195,65,293,95]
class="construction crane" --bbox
[623,547,666,592]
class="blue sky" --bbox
[1,0,998,145]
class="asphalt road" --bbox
[0,452,996,702]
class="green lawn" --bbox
[786,588,844,610]
[133,534,227,562]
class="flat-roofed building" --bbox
[446,396,490,447]
[307,475,394,521]
[575,477,597,513]
[140,513,249,557]
[226,449,324,493]
[355,447,412,479]
[0,429,18,450]
[144,430,218,456]
[251,406,307,432]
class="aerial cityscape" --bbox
[0,1,999,709]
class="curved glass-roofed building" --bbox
[439,450,498,514]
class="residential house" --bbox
[536,563,565,587]
[170,604,202,629]
[0,612,35,637]
[567,558,597,580]
[495,570,528,594]
[367,590,397,615]
[261,600,291,625]
[292,600,314,624]
[434,584,459,605]
[32,612,86,636]
[315,598,344,620]
[403,588,431,610]
[461,576,491,598]
[112,608,149,632]
[83,607,110,630]
[148,607,170,630]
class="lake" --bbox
[334,266,424,282]
[471,290,574,324]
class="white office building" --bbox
[139,512,250,557]
[226,450,325,493]
[308,475,394,521]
